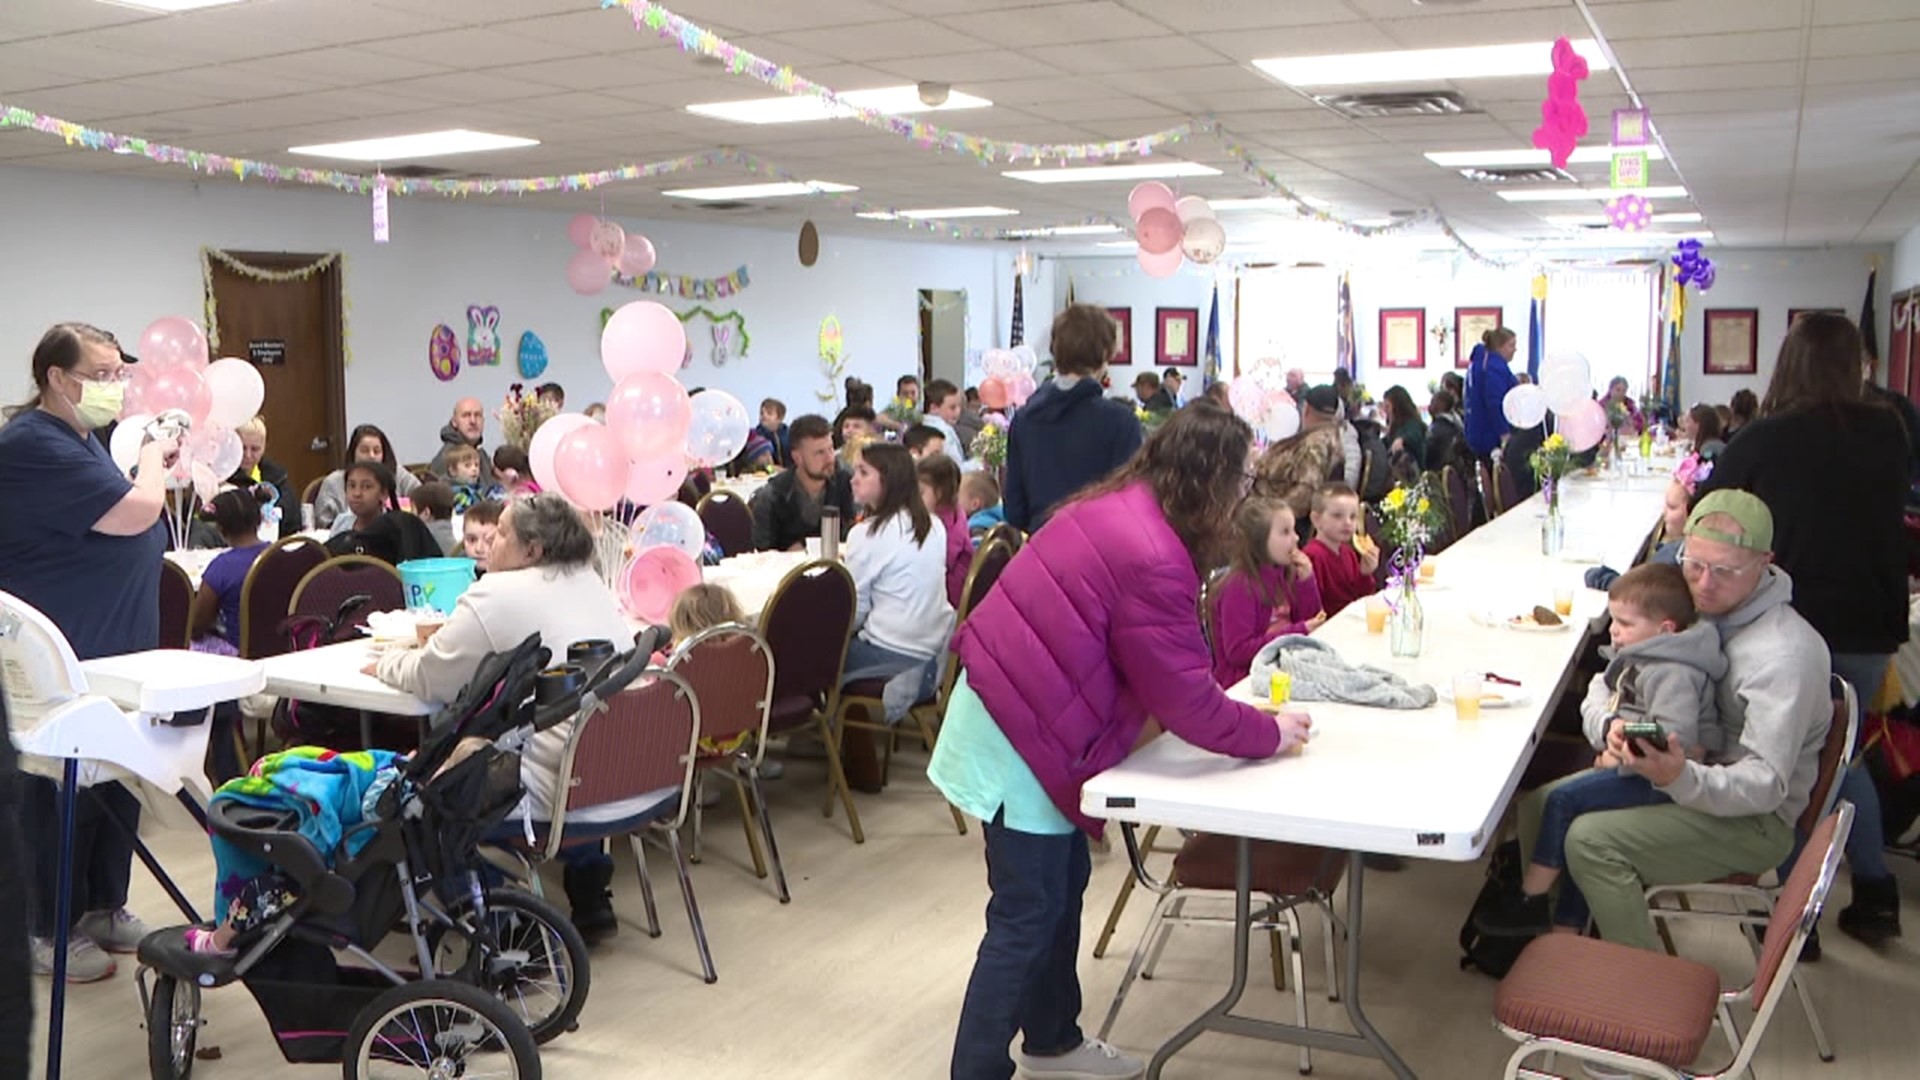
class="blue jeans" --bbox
[842,635,940,724]
[951,808,1090,1080]
[1534,768,1671,928]
[1780,651,1893,883]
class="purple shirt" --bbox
[201,542,268,647]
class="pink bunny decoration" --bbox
[466,305,501,366]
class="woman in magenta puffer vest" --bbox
[930,403,1311,1080]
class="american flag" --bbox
[1202,281,1221,388]
[1010,273,1024,346]
[1335,271,1356,379]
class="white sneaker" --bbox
[1015,1038,1145,1080]
[77,908,150,954]
[31,935,116,982]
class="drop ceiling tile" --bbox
[1631,62,1803,93]
[767,20,992,63]
[1598,0,1808,39]
[870,50,1060,83]
[1372,9,1594,50]
[1610,30,1806,68]
[1021,36,1227,76]
[1811,0,1920,26]
[1194,23,1400,62]
[935,2,1170,48]
[489,54,693,91]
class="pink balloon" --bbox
[620,545,702,624]
[567,248,609,296]
[1137,244,1184,278]
[601,301,688,381]
[1127,181,1176,222]
[552,423,630,512]
[528,412,595,492]
[617,235,657,277]
[567,213,597,250]
[133,363,212,426]
[979,377,1010,411]
[1135,207,1185,256]
[138,317,209,372]
[1557,398,1609,452]
[624,453,688,507]
[590,220,625,262]
[1007,372,1037,406]
[605,371,692,463]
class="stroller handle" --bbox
[528,639,655,733]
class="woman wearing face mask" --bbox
[0,323,182,983]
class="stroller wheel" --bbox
[145,974,201,1080]
[343,978,539,1080]
[428,886,590,1045]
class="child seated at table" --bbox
[192,486,277,653]
[754,397,790,468]
[1302,482,1379,616]
[1475,562,1728,937]
[409,481,459,555]
[440,443,489,512]
[1585,477,1692,590]
[461,499,504,573]
[917,454,972,606]
[328,460,398,537]
[1209,498,1327,687]
[492,446,540,498]
[960,472,1004,542]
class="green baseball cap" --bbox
[1685,489,1774,552]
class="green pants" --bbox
[1517,773,1794,952]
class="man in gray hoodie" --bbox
[1555,490,1831,951]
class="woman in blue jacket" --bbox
[1464,326,1519,463]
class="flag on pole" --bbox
[1861,267,1879,363]
[1527,273,1547,382]
[1065,275,1076,308]
[1335,271,1356,379]
[1010,273,1025,346]
[1662,272,1685,418]
[1202,281,1221,388]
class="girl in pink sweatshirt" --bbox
[1210,498,1327,686]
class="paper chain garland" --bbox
[597,305,751,357]
[612,264,750,300]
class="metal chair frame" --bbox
[668,624,788,903]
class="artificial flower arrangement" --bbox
[970,419,1008,472]
[497,383,557,451]
[1530,432,1574,512]
[882,394,920,429]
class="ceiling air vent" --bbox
[385,164,457,179]
[1315,91,1475,119]
[1458,165,1572,184]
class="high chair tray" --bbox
[81,650,265,715]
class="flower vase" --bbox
[1541,482,1565,556]
[1389,580,1423,658]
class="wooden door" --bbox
[205,252,346,495]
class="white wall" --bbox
[0,165,998,462]
[1041,255,1226,398]
[1347,260,1537,398]
[1675,246,1887,402]
[1894,224,1920,293]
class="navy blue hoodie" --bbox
[1003,377,1143,532]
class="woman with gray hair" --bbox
[373,492,632,940]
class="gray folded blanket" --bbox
[1249,636,1437,710]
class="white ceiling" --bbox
[2,0,1917,253]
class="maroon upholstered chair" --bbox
[1445,463,1477,535]
[694,491,754,557]
[1494,460,1524,517]
[289,556,405,627]
[757,559,861,834]
[237,535,328,660]
[158,558,194,650]
[666,625,786,901]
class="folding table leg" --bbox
[1337,851,1415,1079]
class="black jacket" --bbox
[1004,378,1143,532]
[1699,403,1910,654]
[1865,381,1920,484]
[228,456,298,538]
[749,467,856,552]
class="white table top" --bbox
[711,474,772,503]
[703,551,811,621]
[257,640,435,717]
[1081,475,1668,861]
[164,530,331,588]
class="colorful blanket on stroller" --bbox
[209,747,399,922]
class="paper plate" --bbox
[1471,610,1574,632]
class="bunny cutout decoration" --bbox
[466,305,501,366]
[711,322,733,366]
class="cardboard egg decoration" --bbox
[798,220,820,267]
[429,324,460,382]
[517,330,549,379]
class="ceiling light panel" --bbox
[1255,40,1609,88]
[1001,224,1124,238]
[288,129,538,160]
[1002,162,1222,184]
[662,180,857,200]
[1544,212,1703,226]
[98,0,250,11]
[1495,185,1689,203]
[1425,146,1666,168]
[687,86,991,125]
[856,207,1019,220]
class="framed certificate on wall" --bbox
[1704,308,1759,375]
[1107,307,1132,365]
[1454,306,1503,368]
[1156,307,1199,366]
[1379,308,1425,369]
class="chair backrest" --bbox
[1362,505,1394,584]
[958,537,1015,621]
[1494,460,1523,518]
[667,624,774,755]
[289,556,405,626]
[1444,464,1475,534]
[759,559,856,725]
[158,558,195,650]
[300,475,324,510]
[695,491,755,557]
[982,522,1024,556]
[1477,460,1498,516]
[1800,676,1861,837]
[1749,804,1852,1040]
[238,535,330,659]
[549,669,700,852]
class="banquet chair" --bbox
[1494,460,1524,518]
[1493,805,1852,1080]
[1478,460,1499,517]
[982,522,1025,557]
[826,537,1017,841]
[289,555,404,626]
[756,559,863,839]
[1362,506,1394,586]
[666,624,788,902]
[158,558,195,650]
[1642,676,1857,1062]
[1443,464,1477,538]
[1099,830,1347,1075]
[236,535,328,661]
[299,475,324,509]
[695,491,755,556]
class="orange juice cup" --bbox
[1364,595,1389,634]
[1451,672,1484,720]
[1419,561,1436,581]
[1552,587,1575,618]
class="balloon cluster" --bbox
[565,213,658,297]
[1604,193,1652,232]
[1502,351,1606,452]
[1227,358,1300,443]
[1532,37,1591,169]
[111,316,266,500]
[1672,239,1716,292]
[977,345,1039,410]
[1125,184,1226,278]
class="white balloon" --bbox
[1010,344,1038,374]
[633,501,707,561]
[195,425,244,480]
[1174,195,1216,224]
[1180,218,1227,265]
[110,413,152,475]
[204,358,264,429]
[982,348,1020,379]
[684,389,751,467]
[1263,406,1301,442]
[1502,384,1550,429]
[1539,360,1592,414]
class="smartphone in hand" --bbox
[1621,720,1668,754]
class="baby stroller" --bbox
[134,631,660,1080]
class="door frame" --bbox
[210,250,348,482]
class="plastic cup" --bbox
[1451,672,1484,720]
[1419,560,1436,581]
[1269,671,1292,704]
[1364,595,1389,634]
[805,537,823,559]
[1553,587,1575,618]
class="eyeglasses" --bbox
[1677,549,1761,582]
[67,367,132,385]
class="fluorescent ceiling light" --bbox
[1003,162,1221,184]
[1544,211,1703,226]
[1425,146,1665,168]
[687,86,991,125]
[1002,224,1124,238]
[1207,196,1326,211]
[1496,185,1689,203]
[1094,241,1138,248]
[289,129,536,161]
[856,206,1019,221]
[98,0,250,11]
[1255,39,1608,88]
[662,180,856,200]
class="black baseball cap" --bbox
[1303,385,1340,415]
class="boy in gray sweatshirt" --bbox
[1480,563,1727,936]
